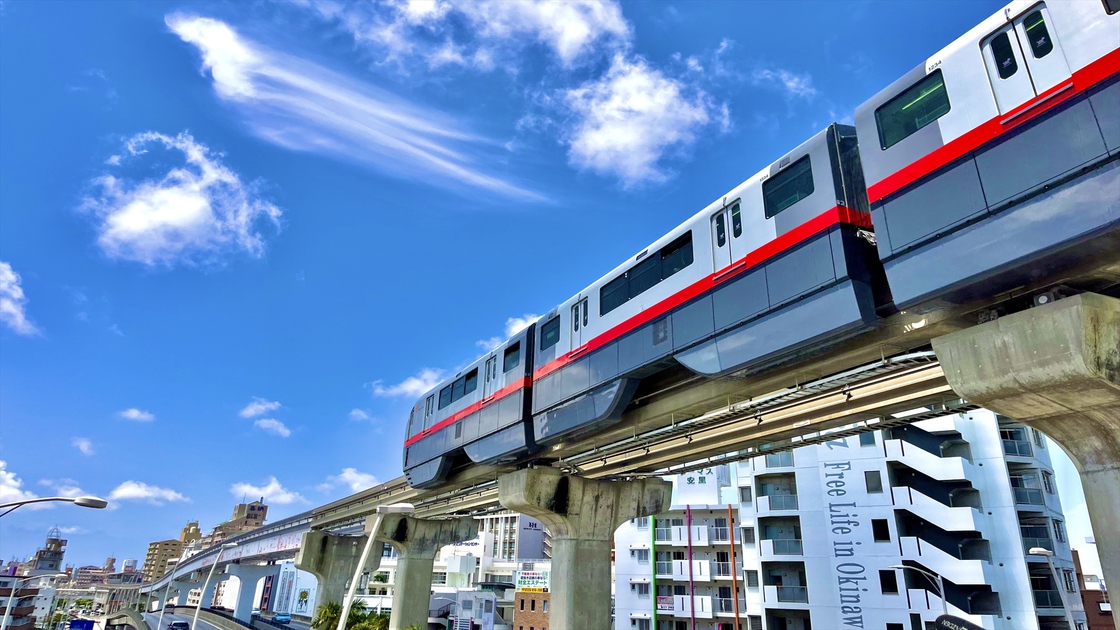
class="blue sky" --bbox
[0,0,1100,575]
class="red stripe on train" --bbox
[532,205,869,381]
[403,377,530,447]
[867,48,1120,204]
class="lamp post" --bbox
[156,548,192,630]
[1029,547,1078,629]
[1,574,68,630]
[0,497,108,518]
[191,544,236,630]
[890,564,948,617]
[336,504,414,630]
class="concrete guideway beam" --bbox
[932,292,1120,629]
[375,514,475,630]
[498,468,672,630]
[295,531,382,612]
[225,564,281,622]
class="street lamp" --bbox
[0,497,109,518]
[1029,547,1078,629]
[337,504,414,630]
[890,564,948,617]
[1,574,68,630]
[191,543,236,630]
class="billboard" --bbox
[514,570,550,592]
[656,596,674,612]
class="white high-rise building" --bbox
[614,410,1088,630]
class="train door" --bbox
[482,355,498,399]
[710,210,732,271]
[570,297,588,351]
[982,4,1070,115]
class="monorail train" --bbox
[404,0,1120,489]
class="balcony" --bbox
[709,527,731,543]
[771,539,803,555]
[1033,590,1064,609]
[712,562,733,577]
[1022,537,1054,555]
[654,528,672,543]
[1013,487,1045,506]
[767,494,798,510]
[1003,439,1033,458]
[714,597,746,614]
[656,594,713,619]
[776,586,808,603]
[655,561,673,577]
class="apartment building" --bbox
[615,410,1090,630]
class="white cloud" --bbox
[1,461,40,506]
[304,0,628,70]
[39,478,87,498]
[477,313,539,350]
[751,67,817,99]
[80,130,282,267]
[240,397,281,418]
[230,476,306,504]
[166,14,541,201]
[71,438,95,456]
[348,408,375,422]
[253,418,292,437]
[57,526,87,535]
[119,408,155,422]
[107,480,190,505]
[564,54,724,186]
[372,368,444,398]
[317,467,379,493]
[0,261,40,336]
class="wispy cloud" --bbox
[230,476,306,504]
[302,0,629,71]
[477,313,539,350]
[1,461,41,506]
[348,408,375,422]
[40,478,88,498]
[166,13,542,201]
[0,261,40,336]
[57,526,87,535]
[240,397,281,418]
[253,418,291,437]
[119,408,155,422]
[564,54,727,186]
[317,467,379,493]
[751,67,817,99]
[372,368,444,398]
[81,131,282,267]
[107,480,190,505]
[71,438,95,456]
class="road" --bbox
[142,611,224,630]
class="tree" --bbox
[311,601,370,630]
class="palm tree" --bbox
[311,602,342,630]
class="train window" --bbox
[425,395,434,418]
[463,369,478,396]
[452,376,465,401]
[715,213,727,247]
[600,275,629,316]
[661,231,694,279]
[572,303,580,332]
[1107,0,1120,15]
[629,255,660,299]
[1023,10,1054,58]
[583,299,588,327]
[874,69,950,149]
[539,316,560,351]
[438,384,453,410]
[763,155,814,218]
[731,203,742,238]
[503,342,521,372]
[990,32,1018,79]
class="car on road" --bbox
[168,621,190,630]
[272,613,291,623]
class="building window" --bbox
[531,599,536,611]
[739,486,752,503]
[741,527,755,545]
[542,600,548,612]
[875,69,951,149]
[635,549,650,563]
[748,617,763,630]
[1042,470,1055,494]
[634,620,650,630]
[879,569,899,595]
[865,470,884,493]
[1053,519,1066,543]
[765,451,793,468]
[859,431,876,446]
[635,516,649,529]
[872,519,891,542]
[745,570,759,588]
[633,583,650,596]
[1063,569,1076,593]
[1033,428,1046,448]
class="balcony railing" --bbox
[771,539,804,555]
[709,527,730,542]
[1033,590,1064,609]
[1003,439,1033,457]
[654,528,672,542]
[776,586,808,603]
[715,598,741,613]
[767,494,799,510]
[713,562,732,577]
[1014,487,1045,505]
[655,561,673,576]
[1022,537,1054,554]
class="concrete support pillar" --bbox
[225,565,280,622]
[498,468,672,630]
[376,515,475,630]
[295,531,382,611]
[199,575,227,610]
[169,582,198,607]
[933,293,1120,629]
